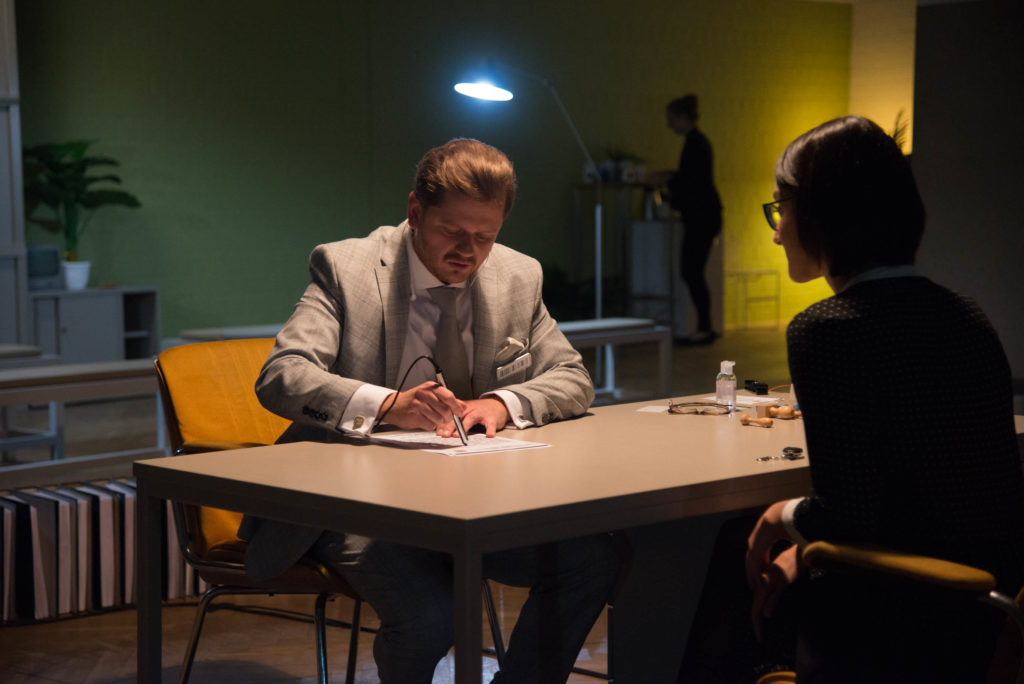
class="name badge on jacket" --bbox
[497,352,532,381]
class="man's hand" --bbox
[378,381,466,432]
[436,397,510,438]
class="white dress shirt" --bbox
[338,231,532,435]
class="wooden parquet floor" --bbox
[0,584,608,683]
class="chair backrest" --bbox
[156,338,289,449]
[155,338,291,555]
[801,541,1024,684]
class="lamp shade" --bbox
[453,81,513,101]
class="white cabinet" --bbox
[31,288,160,363]
[628,220,723,338]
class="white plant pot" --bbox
[63,261,91,290]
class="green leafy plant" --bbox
[22,140,142,261]
[603,145,645,163]
[889,109,909,154]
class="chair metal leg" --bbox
[178,585,233,684]
[314,593,329,684]
[345,599,362,684]
[979,591,1024,684]
[607,602,614,683]
[482,580,507,666]
[179,587,359,684]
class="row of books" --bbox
[0,478,206,623]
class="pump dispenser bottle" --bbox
[716,360,737,409]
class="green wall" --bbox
[15,0,848,339]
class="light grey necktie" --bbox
[428,286,473,399]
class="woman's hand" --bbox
[750,544,800,641]
[745,500,791,590]
[746,500,802,640]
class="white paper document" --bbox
[368,432,548,457]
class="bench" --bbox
[182,316,673,400]
[0,359,165,483]
[556,318,672,398]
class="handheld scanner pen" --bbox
[434,369,469,445]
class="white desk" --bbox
[134,398,812,683]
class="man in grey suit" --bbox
[242,138,619,683]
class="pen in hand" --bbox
[434,368,469,445]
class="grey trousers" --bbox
[310,530,619,684]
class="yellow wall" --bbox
[743,0,919,328]
[849,0,917,154]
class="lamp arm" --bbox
[543,82,600,175]
[488,59,604,319]
[490,60,599,176]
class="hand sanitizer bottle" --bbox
[716,360,737,409]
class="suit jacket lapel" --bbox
[376,223,412,387]
[471,260,501,395]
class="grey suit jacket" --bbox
[240,222,593,580]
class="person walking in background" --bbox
[654,94,723,345]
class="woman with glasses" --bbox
[744,116,1024,681]
[679,116,1024,683]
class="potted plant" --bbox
[22,140,141,290]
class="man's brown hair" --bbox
[413,138,517,218]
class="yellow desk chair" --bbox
[755,541,1024,684]
[155,338,364,684]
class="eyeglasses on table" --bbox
[667,401,733,415]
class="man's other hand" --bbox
[437,397,510,438]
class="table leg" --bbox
[49,400,65,460]
[453,545,483,684]
[137,478,163,682]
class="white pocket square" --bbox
[495,337,527,364]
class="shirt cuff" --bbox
[484,389,534,429]
[781,497,811,547]
[338,383,394,436]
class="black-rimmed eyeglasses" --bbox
[762,199,790,231]
[667,401,732,415]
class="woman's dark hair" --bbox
[667,94,699,122]
[775,115,925,277]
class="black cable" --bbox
[371,354,441,434]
